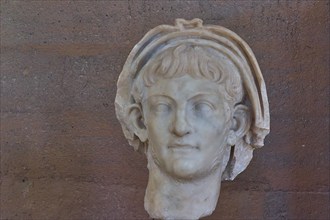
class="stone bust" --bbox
[115,18,270,219]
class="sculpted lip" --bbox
[168,144,199,150]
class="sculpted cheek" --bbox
[201,117,225,133]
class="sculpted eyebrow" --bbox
[147,95,174,103]
[188,93,219,102]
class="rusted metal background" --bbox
[1,1,329,219]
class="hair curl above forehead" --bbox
[131,44,243,105]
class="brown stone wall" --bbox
[1,0,329,219]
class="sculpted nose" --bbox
[171,109,191,137]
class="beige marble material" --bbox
[115,18,270,219]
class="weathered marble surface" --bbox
[115,18,270,219]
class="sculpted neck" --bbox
[144,153,223,220]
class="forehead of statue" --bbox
[142,74,225,105]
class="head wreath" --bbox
[115,19,270,180]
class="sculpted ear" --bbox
[128,104,148,142]
[227,104,251,146]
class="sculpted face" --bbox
[115,19,270,220]
[142,75,232,180]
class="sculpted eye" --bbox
[153,103,171,113]
[193,102,214,115]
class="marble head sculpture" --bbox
[115,18,270,219]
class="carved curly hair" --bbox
[131,44,244,106]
